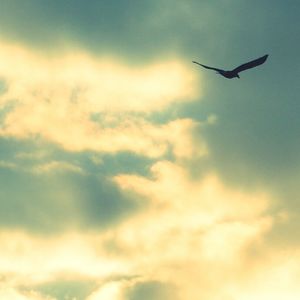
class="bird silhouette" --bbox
[192,54,268,79]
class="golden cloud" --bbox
[0,39,203,158]
[112,163,298,300]
[113,161,272,261]
[1,39,297,300]
[0,161,297,300]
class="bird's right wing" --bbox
[192,61,223,72]
[232,54,268,73]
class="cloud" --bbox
[126,280,178,300]
[32,160,84,175]
[0,1,299,299]
[86,278,178,300]
[114,160,270,218]
[110,160,278,298]
[0,287,53,300]
[238,255,300,300]
[0,0,209,61]
[0,160,17,169]
[0,231,129,286]
[0,39,202,158]
[86,281,126,300]
[112,162,273,264]
[33,279,97,300]
[0,40,198,113]
[0,166,138,233]
[0,159,298,299]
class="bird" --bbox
[192,54,268,79]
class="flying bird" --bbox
[192,54,268,79]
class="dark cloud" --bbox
[0,0,276,62]
[0,0,298,212]
[27,278,97,300]
[0,138,47,165]
[177,1,300,199]
[0,0,176,61]
[0,0,299,62]
[126,280,179,300]
[0,158,139,234]
[0,136,155,233]
[0,79,7,94]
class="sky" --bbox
[0,0,299,299]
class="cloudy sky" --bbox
[0,1,299,299]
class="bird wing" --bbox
[232,54,268,73]
[192,61,223,72]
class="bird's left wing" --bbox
[232,54,268,73]
[192,61,223,72]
